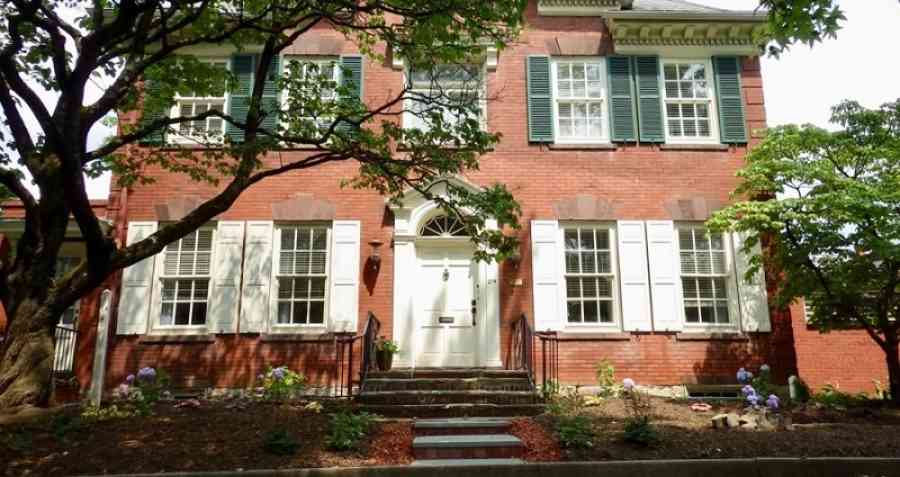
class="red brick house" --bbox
[6,0,888,400]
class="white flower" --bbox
[623,378,636,391]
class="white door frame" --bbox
[388,180,502,369]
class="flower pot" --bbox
[376,349,394,371]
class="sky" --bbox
[10,0,900,199]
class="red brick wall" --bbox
[789,301,893,394]
[103,3,794,390]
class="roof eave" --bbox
[605,10,767,22]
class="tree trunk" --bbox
[885,339,900,406]
[0,299,56,410]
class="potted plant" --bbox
[375,337,399,371]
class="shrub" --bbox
[812,383,867,408]
[557,415,594,449]
[595,359,623,398]
[112,367,171,415]
[263,429,300,455]
[546,385,586,417]
[541,379,560,401]
[326,410,377,451]
[81,404,139,422]
[623,416,659,447]
[375,338,400,354]
[259,366,307,401]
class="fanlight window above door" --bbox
[420,214,469,237]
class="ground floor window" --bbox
[564,225,615,324]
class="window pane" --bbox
[175,303,191,325]
[581,252,596,273]
[310,278,327,298]
[597,277,612,298]
[191,303,207,325]
[598,301,613,323]
[582,277,597,298]
[309,302,325,324]
[567,301,582,323]
[293,301,309,324]
[685,303,700,323]
[558,64,570,80]
[160,303,174,325]
[583,301,599,323]
[277,302,292,324]
[664,65,677,81]
[566,277,581,298]
[597,252,611,274]
[565,252,580,274]
[668,120,682,137]
[680,251,696,274]
[586,64,601,81]
[665,81,680,98]
[715,304,730,324]
[682,277,698,299]
[294,277,309,299]
[700,303,715,323]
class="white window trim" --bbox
[402,62,488,133]
[280,55,341,136]
[557,222,621,332]
[267,223,332,334]
[149,225,217,335]
[659,58,720,145]
[673,224,740,332]
[550,57,612,145]
[167,58,231,146]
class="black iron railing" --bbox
[334,312,380,398]
[52,324,78,375]
[508,314,559,400]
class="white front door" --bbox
[415,245,477,367]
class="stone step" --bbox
[414,418,512,436]
[359,403,545,418]
[368,368,530,380]
[413,434,524,460]
[364,377,534,392]
[411,458,525,466]
[359,390,538,406]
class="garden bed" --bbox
[0,400,413,476]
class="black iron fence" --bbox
[334,312,380,397]
[508,314,559,399]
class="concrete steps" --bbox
[360,390,538,406]
[359,403,545,418]
[412,418,524,464]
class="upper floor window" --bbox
[552,59,609,143]
[275,225,329,326]
[159,228,213,327]
[171,59,228,143]
[283,57,341,130]
[564,225,616,325]
[678,225,731,326]
[404,63,484,133]
[662,61,717,143]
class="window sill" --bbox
[139,334,216,344]
[549,143,617,151]
[556,331,631,341]
[659,143,730,151]
[396,143,494,152]
[675,332,748,342]
[260,332,335,343]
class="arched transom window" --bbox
[420,214,468,237]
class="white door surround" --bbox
[388,180,502,369]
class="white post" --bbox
[88,289,112,407]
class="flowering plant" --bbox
[259,365,306,401]
[113,366,171,415]
[736,368,754,384]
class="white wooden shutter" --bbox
[240,221,273,333]
[208,221,245,333]
[329,220,361,333]
[646,220,684,332]
[732,232,771,332]
[616,221,652,332]
[116,221,158,335]
[531,220,563,332]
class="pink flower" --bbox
[623,378,636,391]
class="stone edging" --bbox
[80,458,900,477]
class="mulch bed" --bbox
[536,397,900,462]
[0,401,413,476]
[509,418,562,461]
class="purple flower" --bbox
[622,378,635,391]
[272,367,286,381]
[137,367,157,382]
[736,367,753,384]
[766,394,780,410]
[741,384,756,397]
[746,393,761,407]
[126,374,135,384]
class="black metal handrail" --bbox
[508,314,559,400]
[334,312,381,398]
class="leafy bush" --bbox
[546,385,586,417]
[375,338,400,354]
[81,404,139,422]
[112,367,172,415]
[541,379,560,401]
[623,416,659,447]
[595,359,623,398]
[263,429,299,455]
[326,410,377,451]
[259,366,307,401]
[812,383,868,408]
[557,415,594,449]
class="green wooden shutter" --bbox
[227,54,255,143]
[713,56,748,144]
[607,56,637,142]
[139,77,167,145]
[634,56,664,143]
[337,55,363,134]
[526,55,553,143]
[259,55,281,135]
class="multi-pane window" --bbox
[564,227,615,324]
[662,62,715,142]
[283,58,340,129]
[172,60,228,140]
[159,229,213,327]
[553,61,607,142]
[405,64,483,132]
[55,257,82,326]
[678,226,731,325]
[276,226,329,325]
